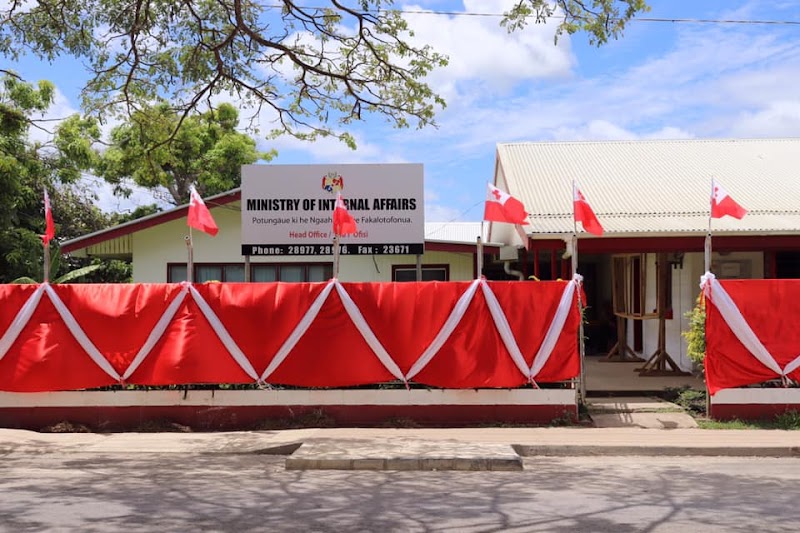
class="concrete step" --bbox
[285,438,523,471]
[586,396,684,413]
[586,396,698,429]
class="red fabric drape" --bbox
[0,281,581,392]
[705,279,800,394]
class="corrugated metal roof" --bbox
[425,222,485,244]
[497,138,800,236]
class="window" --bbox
[392,264,449,282]
[252,263,332,282]
[168,263,332,283]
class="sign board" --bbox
[241,164,424,256]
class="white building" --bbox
[62,190,498,283]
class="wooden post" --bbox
[333,234,341,279]
[638,252,689,376]
[476,236,483,278]
[185,229,193,283]
[43,243,50,283]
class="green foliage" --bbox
[698,411,800,430]
[98,102,271,204]
[502,0,650,46]
[12,246,103,283]
[683,295,707,372]
[665,386,707,416]
[0,73,130,283]
[1,1,646,151]
[12,264,103,284]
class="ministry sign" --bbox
[241,164,424,256]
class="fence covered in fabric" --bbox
[703,273,800,394]
[0,279,581,392]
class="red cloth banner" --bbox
[0,280,580,392]
[705,278,800,394]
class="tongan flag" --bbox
[188,185,219,236]
[333,192,358,236]
[484,183,529,225]
[42,189,55,245]
[573,182,604,236]
[711,178,747,219]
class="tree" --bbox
[0,73,124,283]
[98,102,272,205]
[503,0,650,45]
[1,1,648,149]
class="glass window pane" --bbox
[224,264,245,282]
[252,265,277,282]
[280,265,304,282]
[422,268,447,281]
[393,269,416,282]
[169,265,187,283]
[307,264,331,282]
[196,265,222,283]
[394,267,447,282]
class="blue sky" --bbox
[12,0,800,220]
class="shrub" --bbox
[683,295,706,373]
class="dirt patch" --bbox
[134,419,193,433]
[40,421,92,433]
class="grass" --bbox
[697,410,800,430]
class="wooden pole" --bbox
[477,236,483,278]
[43,242,50,283]
[333,234,341,279]
[638,252,689,376]
[186,228,193,283]
[705,178,713,272]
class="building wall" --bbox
[640,250,764,371]
[132,204,475,282]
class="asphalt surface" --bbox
[2,454,799,532]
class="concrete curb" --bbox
[513,444,800,458]
[2,428,799,462]
[285,456,524,471]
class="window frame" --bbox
[391,263,450,282]
[167,262,333,283]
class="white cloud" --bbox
[265,131,387,163]
[645,127,695,140]
[425,202,466,222]
[26,87,79,146]
[728,101,800,138]
[78,174,172,214]
[552,120,637,141]
[401,1,574,100]
[395,21,800,157]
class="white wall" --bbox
[132,203,475,282]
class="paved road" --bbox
[1,454,799,532]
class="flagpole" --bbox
[332,234,341,279]
[477,221,484,278]
[43,241,50,283]
[186,226,194,283]
[572,180,587,404]
[705,178,713,273]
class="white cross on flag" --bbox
[483,183,529,225]
[573,182,604,236]
[710,178,747,219]
[333,192,358,236]
[188,185,219,236]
